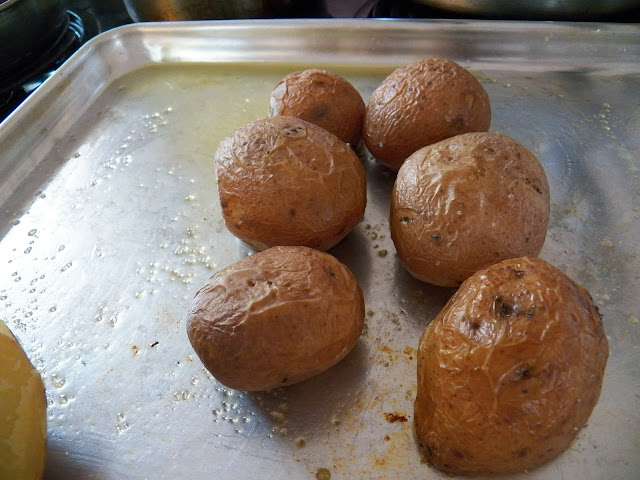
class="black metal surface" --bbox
[0,0,134,122]
[0,11,82,120]
[370,0,640,21]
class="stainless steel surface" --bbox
[1,19,639,480]
[0,0,67,74]
[412,0,640,17]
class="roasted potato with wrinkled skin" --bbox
[391,132,550,287]
[415,257,609,476]
[186,246,365,391]
[269,69,366,146]
[215,116,366,252]
[364,57,491,171]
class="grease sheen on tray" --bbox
[0,21,638,480]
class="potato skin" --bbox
[390,132,550,287]
[414,257,609,476]
[215,116,366,252]
[364,57,491,171]
[269,69,366,146]
[186,246,365,391]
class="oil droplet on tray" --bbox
[51,374,66,388]
[316,468,331,480]
[116,422,130,435]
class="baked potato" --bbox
[414,257,609,476]
[186,246,365,391]
[390,132,550,287]
[364,57,491,171]
[269,69,365,146]
[0,320,47,480]
[215,116,366,252]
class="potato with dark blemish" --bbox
[390,132,550,287]
[364,58,491,171]
[186,246,364,391]
[415,256,609,476]
[269,69,365,146]
[215,116,366,251]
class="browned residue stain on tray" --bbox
[384,412,408,423]
[378,344,416,361]
[370,431,416,473]
[403,346,416,360]
[315,467,331,480]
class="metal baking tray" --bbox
[1,19,638,480]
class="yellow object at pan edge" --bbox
[0,320,47,480]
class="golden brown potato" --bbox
[390,132,550,287]
[414,257,609,476]
[0,321,46,480]
[186,246,365,391]
[215,116,366,251]
[269,69,365,146]
[364,57,491,171]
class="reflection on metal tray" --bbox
[0,19,639,480]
